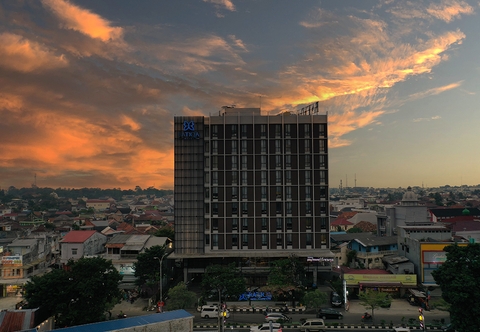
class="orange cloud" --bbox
[42,0,123,42]
[204,0,236,11]
[427,0,474,22]
[0,32,68,72]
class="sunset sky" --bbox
[1,0,480,190]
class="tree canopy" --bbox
[201,263,245,301]
[133,245,167,287]
[165,282,197,310]
[24,257,122,327]
[302,289,327,311]
[432,243,480,332]
[358,290,391,318]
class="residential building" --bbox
[59,230,107,265]
[173,105,332,286]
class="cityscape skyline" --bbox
[1,1,480,190]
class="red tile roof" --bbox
[61,230,97,243]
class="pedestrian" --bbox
[252,304,255,313]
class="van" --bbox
[300,318,325,332]
[200,305,230,319]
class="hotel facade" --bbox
[173,106,332,286]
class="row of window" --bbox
[206,233,328,247]
[207,217,329,230]
[206,170,328,185]
[208,123,327,139]
[206,154,326,169]
[206,201,328,216]
[207,139,327,154]
[207,186,327,200]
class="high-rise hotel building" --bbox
[173,106,333,284]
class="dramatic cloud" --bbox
[41,0,123,41]
[204,0,236,11]
[0,32,68,72]
[427,0,474,22]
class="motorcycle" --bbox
[280,306,290,314]
[117,313,127,319]
[361,312,372,322]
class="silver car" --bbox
[264,312,291,323]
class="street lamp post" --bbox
[154,253,168,311]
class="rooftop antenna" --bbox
[354,173,357,188]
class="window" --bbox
[304,139,311,153]
[305,201,312,215]
[305,186,311,200]
[205,157,209,168]
[261,202,268,215]
[242,202,248,215]
[205,188,210,199]
[261,171,267,184]
[286,186,292,200]
[319,155,326,168]
[275,155,282,168]
[276,186,282,199]
[304,124,310,137]
[205,141,209,153]
[232,202,238,215]
[232,234,238,246]
[212,156,218,169]
[285,170,292,184]
[241,186,248,199]
[242,218,248,230]
[241,124,248,137]
[262,234,268,246]
[212,234,218,247]
[212,203,218,215]
[242,171,248,184]
[320,202,327,214]
[261,155,267,169]
[205,234,210,245]
[306,233,312,246]
[285,124,291,137]
[319,171,326,183]
[232,187,238,199]
[276,234,282,246]
[261,186,267,200]
[286,202,292,215]
[212,171,218,185]
[231,140,237,153]
[241,140,247,154]
[212,219,218,230]
[232,218,238,230]
[231,156,237,169]
[242,234,248,246]
[276,217,282,230]
[286,233,293,246]
[319,124,326,137]
[261,218,268,230]
[212,140,218,153]
[306,218,312,229]
[275,140,281,153]
[305,170,311,184]
[231,171,238,184]
[72,248,78,255]
[286,217,292,230]
[260,124,267,137]
[305,154,311,168]
[285,155,291,168]
[205,203,210,215]
[260,140,267,153]
[212,187,218,199]
[231,124,237,138]
[276,202,282,215]
[319,186,327,198]
[320,233,327,245]
[276,171,282,184]
[319,139,327,153]
[241,155,248,169]
[275,124,281,137]
[285,139,291,153]
[212,125,218,138]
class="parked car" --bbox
[389,328,410,332]
[441,323,456,332]
[299,318,325,332]
[265,312,292,323]
[331,292,342,307]
[316,308,343,319]
[250,323,283,332]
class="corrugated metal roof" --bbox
[54,310,193,332]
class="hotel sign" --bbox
[179,121,200,140]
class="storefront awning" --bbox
[409,288,426,298]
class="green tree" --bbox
[432,243,480,332]
[201,263,245,302]
[165,282,197,310]
[133,245,167,287]
[347,227,363,233]
[268,255,304,287]
[24,257,122,327]
[302,289,327,311]
[154,226,175,241]
[358,290,391,319]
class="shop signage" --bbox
[2,255,22,266]
[344,273,417,286]
[238,291,272,301]
[179,121,200,140]
[307,257,334,262]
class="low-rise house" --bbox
[60,230,107,266]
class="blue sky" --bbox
[0,0,479,190]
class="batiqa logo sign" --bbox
[179,121,200,139]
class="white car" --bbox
[200,305,230,319]
[250,322,283,332]
[264,312,291,323]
